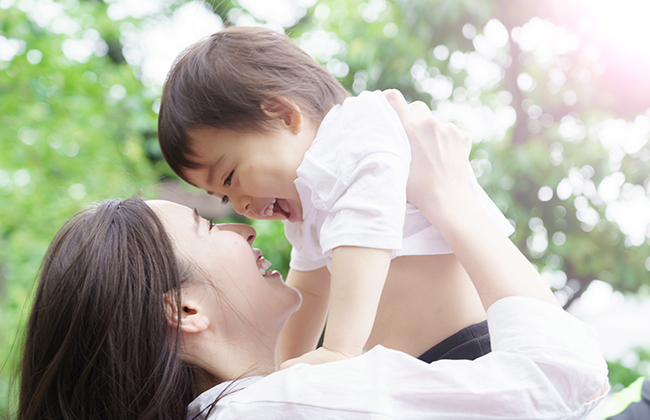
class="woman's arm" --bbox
[384,90,559,310]
[385,89,605,405]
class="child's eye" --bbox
[208,218,216,231]
[224,170,234,187]
[221,195,229,205]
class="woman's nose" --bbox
[218,223,256,245]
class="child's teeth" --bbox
[265,203,274,216]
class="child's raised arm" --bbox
[384,89,559,310]
[280,247,391,369]
[277,267,331,364]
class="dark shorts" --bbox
[417,320,491,363]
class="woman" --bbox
[18,92,607,419]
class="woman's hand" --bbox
[384,89,473,210]
[385,89,561,311]
[279,346,356,370]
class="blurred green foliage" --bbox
[608,346,650,392]
[0,1,161,413]
[1,0,650,416]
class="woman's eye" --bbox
[223,170,234,187]
[221,195,229,205]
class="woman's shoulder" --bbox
[186,377,263,419]
[186,348,415,419]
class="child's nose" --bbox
[231,196,252,216]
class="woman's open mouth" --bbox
[255,249,282,279]
[255,248,273,276]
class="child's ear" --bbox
[260,97,303,135]
[163,293,210,334]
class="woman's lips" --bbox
[255,248,272,275]
[254,250,283,280]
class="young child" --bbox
[158,26,514,368]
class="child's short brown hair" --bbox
[158,26,350,179]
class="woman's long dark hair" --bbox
[18,198,196,420]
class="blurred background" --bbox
[1,0,649,415]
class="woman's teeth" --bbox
[258,257,272,276]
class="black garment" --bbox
[607,379,650,420]
[417,320,491,363]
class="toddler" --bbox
[158,26,514,368]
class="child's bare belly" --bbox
[366,253,486,358]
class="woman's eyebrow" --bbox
[192,208,201,232]
[192,208,212,232]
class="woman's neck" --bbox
[189,342,279,394]
[194,368,221,395]
[194,361,277,395]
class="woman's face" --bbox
[147,200,302,342]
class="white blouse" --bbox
[187,296,609,419]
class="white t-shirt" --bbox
[186,296,609,419]
[284,90,514,271]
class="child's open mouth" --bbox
[262,199,295,221]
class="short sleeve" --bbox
[289,242,329,271]
[283,217,329,271]
[317,151,409,253]
[295,91,412,254]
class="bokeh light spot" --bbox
[69,183,87,200]
[538,186,553,202]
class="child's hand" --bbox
[384,89,473,210]
[279,346,356,370]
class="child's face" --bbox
[182,125,313,222]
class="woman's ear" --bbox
[163,293,210,334]
[260,97,303,134]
